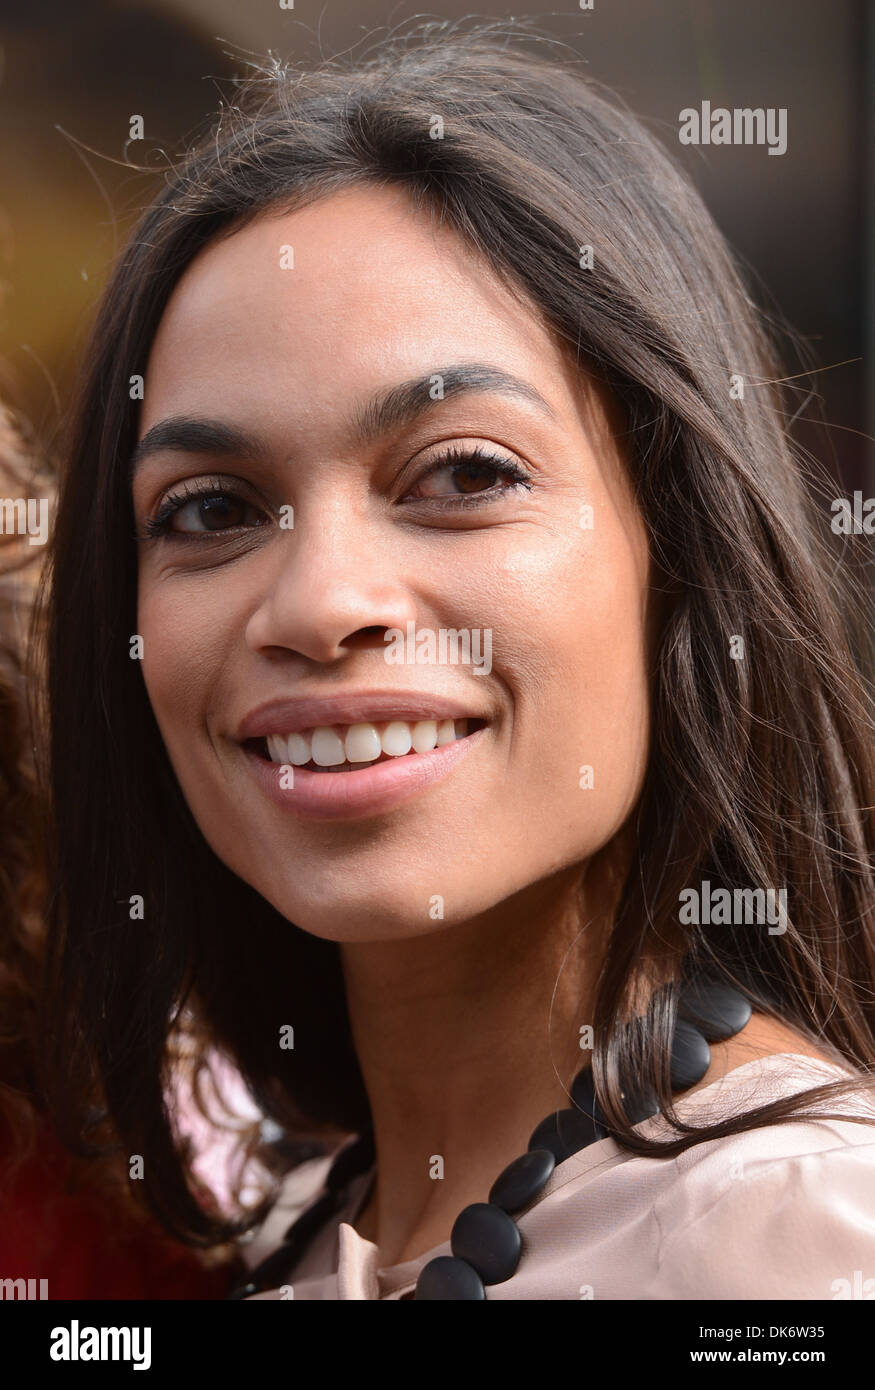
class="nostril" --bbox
[340,627,394,652]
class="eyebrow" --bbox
[128,363,556,478]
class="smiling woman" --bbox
[128,181,650,904]
[35,18,875,1302]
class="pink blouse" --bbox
[243,1054,875,1300]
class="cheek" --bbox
[478,518,650,839]
[137,578,233,754]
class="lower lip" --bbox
[242,728,485,821]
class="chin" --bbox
[247,867,500,943]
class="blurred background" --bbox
[0,0,872,495]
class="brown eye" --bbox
[180,494,250,531]
[148,486,267,538]
[405,446,532,504]
[416,461,502,497]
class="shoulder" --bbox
[643,1054,875,1299]
[652,1121,875,1299]
[509,1054,875,1300]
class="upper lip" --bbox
[236,690,489,741]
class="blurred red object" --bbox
[0,1120,237,1299]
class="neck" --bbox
[338,862,616,1267]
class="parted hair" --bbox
[36,18,875,1245]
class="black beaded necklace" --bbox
[228,976,751,1301]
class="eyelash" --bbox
[143,475,258,540]
[142,447,533,539]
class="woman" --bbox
[36,20,875,1300]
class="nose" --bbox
[244,493,418,664]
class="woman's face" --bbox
[132,183,651,941]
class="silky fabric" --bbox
[244,1054,875,1300]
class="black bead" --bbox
[669,1018,711,1091]
[528,1106,604,1162]
[680,979,752,1042]
[574,1062,658,1127]
[570,1066,596,1112]
[619,1082,660,1124]
[450,1203,522,1285]
[414,1255,487,1300]
[570,1067,611,1126]
[488,1149,555,1214]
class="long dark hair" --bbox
[35,18,875,1246]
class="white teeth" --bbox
[287,732,312,766]
[345,723,382,764]
[381,721,413,757]
[311,727,346,766]
[266,734,289,764]
[263,717,479,764]
[267,732,313,765]
[411,719,438,753]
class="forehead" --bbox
[140,183,581,437]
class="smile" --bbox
[261,717,478,772]
[238,699,489,820]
